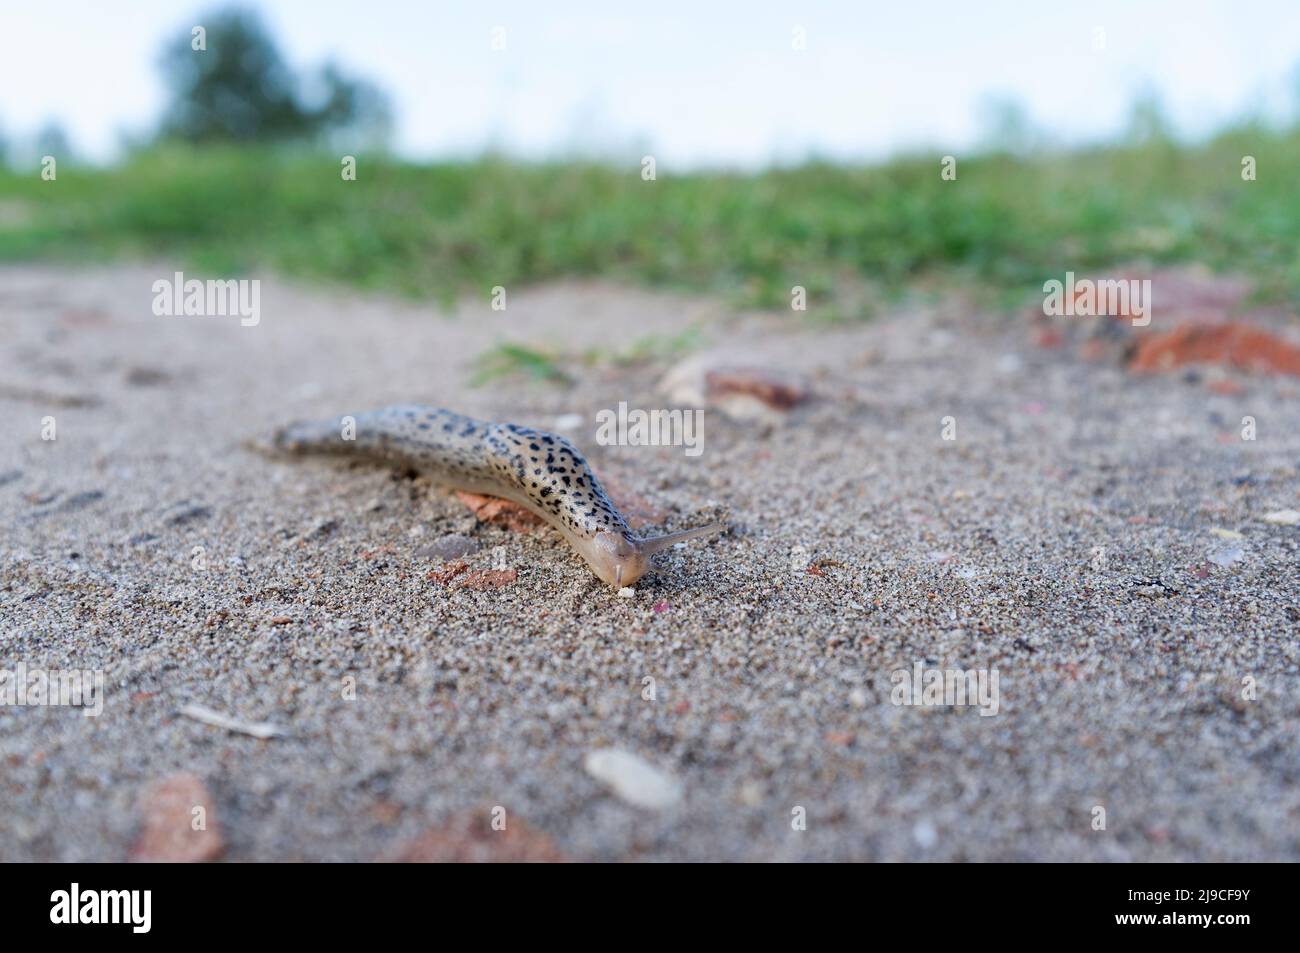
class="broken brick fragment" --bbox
[453,491,544,531]
[388,811,568,862]
[1127,322,1300,376]
[705,367,810,410]
[130,773,223,863]
[454,568,517,590]
[427,561,469,584]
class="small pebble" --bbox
[617,586,636,598]
[417,534,480,561]
[455,568,517,590]
[130,773,223,862]
[166,503,211,527]
[310,518,340,539]
[584,748,682,810]
[1208,546,1245,568]
[125,366,171,387]
[913,820,938,849]
[1262,509,1300,526]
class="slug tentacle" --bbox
[268,405,726,588]
[634,522,729,555]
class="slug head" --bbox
[588,531,651,588]
[585,523,728,588]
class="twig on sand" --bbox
[179,703,286,739]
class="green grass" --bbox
[468,328,706,388]
[2,127,1298,315]
[470,342,572,387]
[583,326,706,367]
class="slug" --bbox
[270,406,726,588]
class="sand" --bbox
[2,262,1298,861]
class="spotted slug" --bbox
[271,405,726,588]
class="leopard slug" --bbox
[271,405,726,588]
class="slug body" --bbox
[272,406,725,588]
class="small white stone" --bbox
[848,688,868,709]
[617,586,636,598]
[657,354,711,407]
[913,820,938,849]
[553,413,584,431]
[1208,546,1245,568]
[1262,509,1300,526]
[584,748,682,810]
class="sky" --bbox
[1,0,1298,167]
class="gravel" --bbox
[2,263,1298,861]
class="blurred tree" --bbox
[1124,89,1174,145]
[302,62,394,149]
[158,8,305,142]
[157,7,391,146]
[1291,59,1300,125]
[975,95,1042,156]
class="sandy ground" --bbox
[2,262,1298,861]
